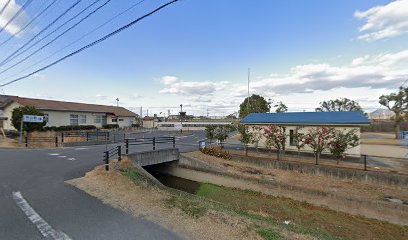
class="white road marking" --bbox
[12,191,71,240]
[48,153,60,156]
[74,147,88,150]
[58,156,67,158]
[67,158,76,161]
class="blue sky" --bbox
[0,0,408,116]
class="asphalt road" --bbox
[0,131,205,240]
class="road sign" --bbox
[174,123,182,131]
[23,115,44,123]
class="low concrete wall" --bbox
[126,148,179,167]
[232,154,408,186]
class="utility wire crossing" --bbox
[0,0,179,88]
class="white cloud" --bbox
[160,77,228,97]
[0,0,29,36]
[157,49,408,115]
[355,0,408,41]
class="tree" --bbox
[205,125,216,143]
[293,127,306,156]
[226,112,237,119]
[274,101,288,113]
[239,94,270,118]
[214,126,229,147]
[379,87,407,139]
[329,129,359,164]
[303,127,334,164]
[11,106,45,133]
[238,124,252,156]
[250,126,263,151]
[263,125,286,160]
[315,98,363,112]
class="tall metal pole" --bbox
[247,68,250,111]
[19,117,23,144]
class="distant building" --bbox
[369,108,395,120]
[240,112,370,156]
[158,121,233,131]
[142,116,159,128]
[0,95,138,130]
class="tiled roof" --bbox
[2,96,137,117]
[240,112,370,125]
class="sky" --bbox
[0,0,408,117]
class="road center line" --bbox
[12,191,71,240]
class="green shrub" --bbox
[42,125,96,131]
[103,124,119,129]
[200,144,231,160]
[131,123,140,128]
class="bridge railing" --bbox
[103,145,122,171]
[124,136,175,154]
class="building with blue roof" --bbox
[240,111,369,156]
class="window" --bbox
[94,115,102,123]
[289,129,295,146]
[79,115,87,124]
[118,118,124,122]
[70,114,79,126]
[111,118,117,122]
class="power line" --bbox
[0,0,58,48]
[0,0,103,68]
[0,0,33,35]
[0,0,113,76]
[0,0,179,88]
[0,0,147,82]
[0,0,82,67]
[0,0,12,17]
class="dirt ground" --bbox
[66,164,265,240]
[0,137,21,148]
[184,151,408,225]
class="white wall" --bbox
[247,125,362,156]
[2,102,22,130]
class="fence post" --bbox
[153,137,156,150]
[104,151,109,171]
[86,132,89,142]
[113,134,116,143]
[363,154,367,171]
[61,132,64,143]
[55,137,58,147]
[125,139,129,154]
[173,136,175,148]
[25,136,28,147]
[107,132,110,141]
[118,146,122,161]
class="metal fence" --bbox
[124,136,176,154]
[103,145,122,171]
[198,140,408,175]
[25,136,58,147]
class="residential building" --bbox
[240,111,370,155]
[0,95,138,130]
[142,116,159,128]
[157,121,233,131]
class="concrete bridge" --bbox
[125,148,179,167]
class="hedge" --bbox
[102,124,119,129]
[42,125,96,132]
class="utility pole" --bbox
[116,98,119,107]
[180,104,183,134]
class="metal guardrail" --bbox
[124,136,175,154]
[25,136,58,147]
[103,145,122,171]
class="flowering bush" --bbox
[263,125,286,160]
[329,129,359,164]
[303,127,334,164]
[200,145,231,160]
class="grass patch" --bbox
[121,169,141,183]
[256,228,282,240]
[165,195,206,218]
[195,183,408,240]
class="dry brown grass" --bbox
[184,151,408,226]
[66,163,265,240]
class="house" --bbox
[142,116,159,128]
[0,95,138,130]
[240,111,370,155]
